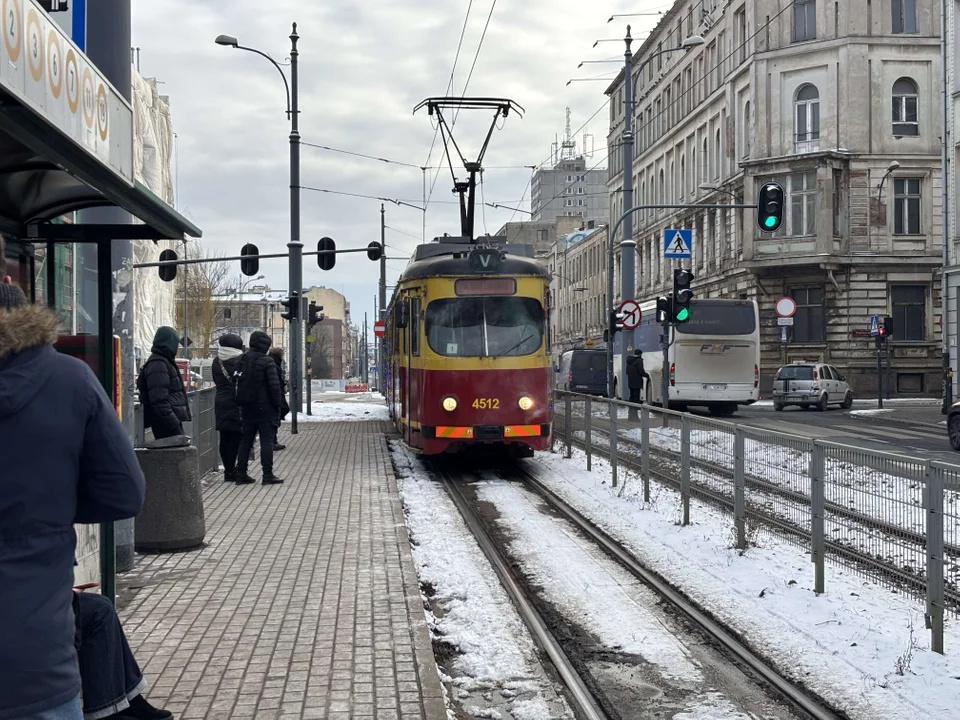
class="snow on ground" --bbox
[475,479,759,718]
[850,409,896,416]
[531,447,960,719]
[390,442,573,720]
[286,394,391,422]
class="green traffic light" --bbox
[675,307,690,322]
[764,216,777,228]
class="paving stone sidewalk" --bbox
[117,421,446,720]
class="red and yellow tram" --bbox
[385,238,552,456]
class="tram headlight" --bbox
[518,396,534,411]
[442,396,458,412]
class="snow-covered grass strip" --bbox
[531,448,960,719]
[286,397,391,422]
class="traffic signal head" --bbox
[158,248,178,282]
[757,181,784,232]
[367,241,383,261]
[280,291,299,321]
[882,315,893,338]
[308,302,325,327]
[240,243,260,276]
[318,237,336,271]
[609,310,626,335]
[656,295,672,323]
[672,268,694,323]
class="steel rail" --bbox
[513,466,841,720]
[435,467,609,720]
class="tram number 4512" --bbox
[472,398,500,409]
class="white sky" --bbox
[131,0,672,340]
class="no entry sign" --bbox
[374,320,386,338]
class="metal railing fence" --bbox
[553,390,957,654]
[134,386,219,478]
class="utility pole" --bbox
[942,0,953,414]
[363,312,369,385]
[380,204,387,391]
[288,23,303,433]
[619,26,636,401]
[304,294,312,415]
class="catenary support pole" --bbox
[661,322,670,414]
[380,204,387,391]
[876,338,884,410]
[288,23,302,433]
[619,26,636,402]
[83,0,134,591]
[942,0,953,414]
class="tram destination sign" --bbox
[0,0,133,184]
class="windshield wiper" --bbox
[490,331,533,359]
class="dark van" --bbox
[556,349,608,397]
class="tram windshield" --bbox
[425,297,544,357]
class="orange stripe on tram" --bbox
[503,425,542,437]
[436,426,474,439]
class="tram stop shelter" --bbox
[0,2,201,603]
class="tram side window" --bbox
[411,298,421,356]
[426,297,544,357]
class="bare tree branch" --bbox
[174,241,232,356]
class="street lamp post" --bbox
[607,28,704,400]
[216,23,302,433]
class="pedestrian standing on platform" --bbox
[136,327,191,440]
[268,347,291,452]
[235,330,284,485]
[0,237,145,720]
[212,333,245,481]
[626,348,651,421]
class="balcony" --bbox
[794,138,820,155]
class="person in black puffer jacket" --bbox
[235,331,283,485]
[268,347,291,452]
[212,334,245,480]
[136,327,191,439]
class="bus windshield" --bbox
[425,297,544,357]
[675,300,756,336]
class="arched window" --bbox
[680,155,686,199]
[701,137,709,183]
[669,162,674,204]
[795,83,820,151]
[714,129,721,179]
[691,148,697,194]
[892,77,919,136]
[743,101,751,158]
[659,169,665,204]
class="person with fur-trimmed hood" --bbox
[212,334,245,480]
[0,238,146,720]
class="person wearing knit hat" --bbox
[135,326,192,439]
[0,236,151,719]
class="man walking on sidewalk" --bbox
[235,331,284,485]
[627,349,650,421]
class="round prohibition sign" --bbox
[775,296,797,318]
[618,299,642,330]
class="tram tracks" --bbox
[431,460,842,720]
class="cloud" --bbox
[132,0,668,342]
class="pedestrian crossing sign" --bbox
[664,229,693,259]
[869,315,880,336]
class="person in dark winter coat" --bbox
[268,347,291,452]
[212,334,245,480]
[626,349,651,420]
[0,257,146,720]
[136,327,191,439]
[235,331,284,484]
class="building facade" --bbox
[604,0,944,396]
[496,215,585,257]
[303,286,353,379]
[545,226,610,356]
[532,157,609,226]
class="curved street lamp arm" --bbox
[236,44,292,117]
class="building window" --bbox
[892,0,917,33]
[743,101,751,158]
[795,84,820,152]
[224,308,232,320]
[680,155,686,199]
[892,77,919,136]
[832,169,843,236]
[763,172,817,237]
[736,6,747,64]
[791,287,825,343]
[577,186,584,194]
[701,137,709,183]
[793,0,816,42]
[891,285,925,341]
[714,129,721,179]
[893,177,922,235]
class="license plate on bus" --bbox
[703,384,727,391]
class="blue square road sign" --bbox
[869,315,879,336]
[664,229,692,259]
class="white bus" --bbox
[614,298,760,416]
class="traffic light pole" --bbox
[605,202,755,400]
[619,29,636,403]
[661,321,670,416]
[380,205,387,394]
[876,336,884,410]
